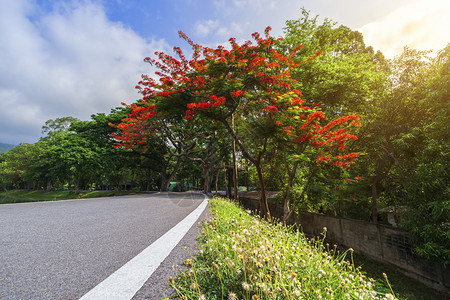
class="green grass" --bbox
[351,253,447,300]
[167,197,397,300]
[0,189,149,204]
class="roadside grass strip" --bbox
[167,197,396,300]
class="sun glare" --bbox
[359,0,449,58]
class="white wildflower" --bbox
[242,282,251,291]
[385,293,396,300]
[198,294,206,300]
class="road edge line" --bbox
[79,194,208,300]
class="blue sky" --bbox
[0,0,448,145]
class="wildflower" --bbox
[228,292,238,300]
[185,259,193,266]
[198,294,206,300]
[190,282,198,289]
[242,282,251,291]
[294,290,301,296]
[385,294,395,300]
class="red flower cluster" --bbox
[316,155,331,164]
[265,105,278,113]
[109,101,158,149]
[304,51,323,62]
[185,95,226,120]
[231,90,246,98]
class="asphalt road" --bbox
[0,192,208,300]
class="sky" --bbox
[0,0,448,145]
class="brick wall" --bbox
[239,196,450,293]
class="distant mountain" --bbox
[0,143,16,153]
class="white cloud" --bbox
[0,0,170,144]
[192,0,302,46]
[359,0,450,58]
[194,19,220,37]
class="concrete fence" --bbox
[238,195,449,293]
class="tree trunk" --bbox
[246,167,250,192]
[209,132,216,195]
[371,157,393,224]
[215,165,220,195]
[203,166,210,194]
[283,161,299,223]
[231,114,239,201]
[159,155,183,192]
[160,174,170,192]
[221,116,270,217]
[46,180,52,192]
[371,176,380,224]
[224,166,230,198]
[160,164,169,192]
[146,170,152,191]
[255,163,270,219]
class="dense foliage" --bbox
[0,10,448,264]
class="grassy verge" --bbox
[167,197,396,300]
[0,189,149,204]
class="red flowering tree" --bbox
[120,27,361,217]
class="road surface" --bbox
[0,192,208,299]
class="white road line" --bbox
[79,196,208,300]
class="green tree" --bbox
[395,45,450,263]
[41,116,80,135]
[281,8,387,114]
[0,143,43,190]
[70,108,136,190]
[276,9,386,219]
[357,47,433,223]
[112,98,212,192]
